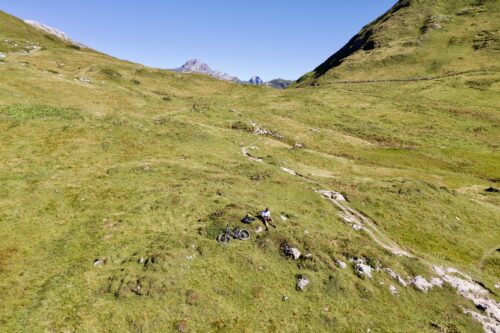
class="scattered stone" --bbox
[495,283,500,289]
[251,121,284,139]
[138,257,146,264]
[316,190,346,201]
[336,260,347,269]
[296,275,310,291]
[352,224,363,231]
[304,229,310,235]
[411,276,434,292]
[282,243,302,260]
[354,259,373,279]
[280,215,288,222]
[0,52,5,59]
[255,226,263,234]
[293,143,305,149]
[289,248,302,260]
[384,269,407,287]
[186,255,194,261]
[282,295,289,301]
[75,76,91,83]
[462,309,499,333]
[229,108,236,112]
[303,253,313,259]
[389,285,398,295]
[93,259,105,267]
[430,277,444,288]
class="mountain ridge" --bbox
[24,19,86,48]
[172,58,293,88]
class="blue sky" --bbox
[2,1,396,80]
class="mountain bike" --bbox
[217,226,250,244]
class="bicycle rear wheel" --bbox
[217,233,231,244]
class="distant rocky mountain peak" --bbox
[173,59,293,88]
[173,59,239,82]
[249,76,264,85]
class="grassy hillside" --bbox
[297,0,499,85]
[0,6,499,333]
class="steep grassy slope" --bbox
[0,7,499,333]
[297,0,499,85]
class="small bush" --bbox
[231,121,254,132]
[100,67,122,79]
[66,44,81,50]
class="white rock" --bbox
[297,276,310,291]
[289,248,302,260]
[280,215,288,222]
[389,285,398,295]
[186,255,194,261]
[255,226,263,234]
[76,77,91,83]
[430,277,444,287]
[336,260,347,269]
[411,276,433,292]
[93,259,105,267]
[281,167,297,176]
[352,224,363,231]
[354,260,373,279]
[495,283,500,289]
[317,190,346,201]
[433,266,500,332]
[0,52,5,59]
[384,268,408,287]
[463,308,500,333]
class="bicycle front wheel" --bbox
[237,230,250,241]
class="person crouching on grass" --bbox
[261,207,276,231]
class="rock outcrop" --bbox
[24,20,85,47]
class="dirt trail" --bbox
[313,69,498,86]
[240,140,410,257]
[240,138,500,333]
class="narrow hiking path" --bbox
[306,69,499,86]
[239,136,500,333]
